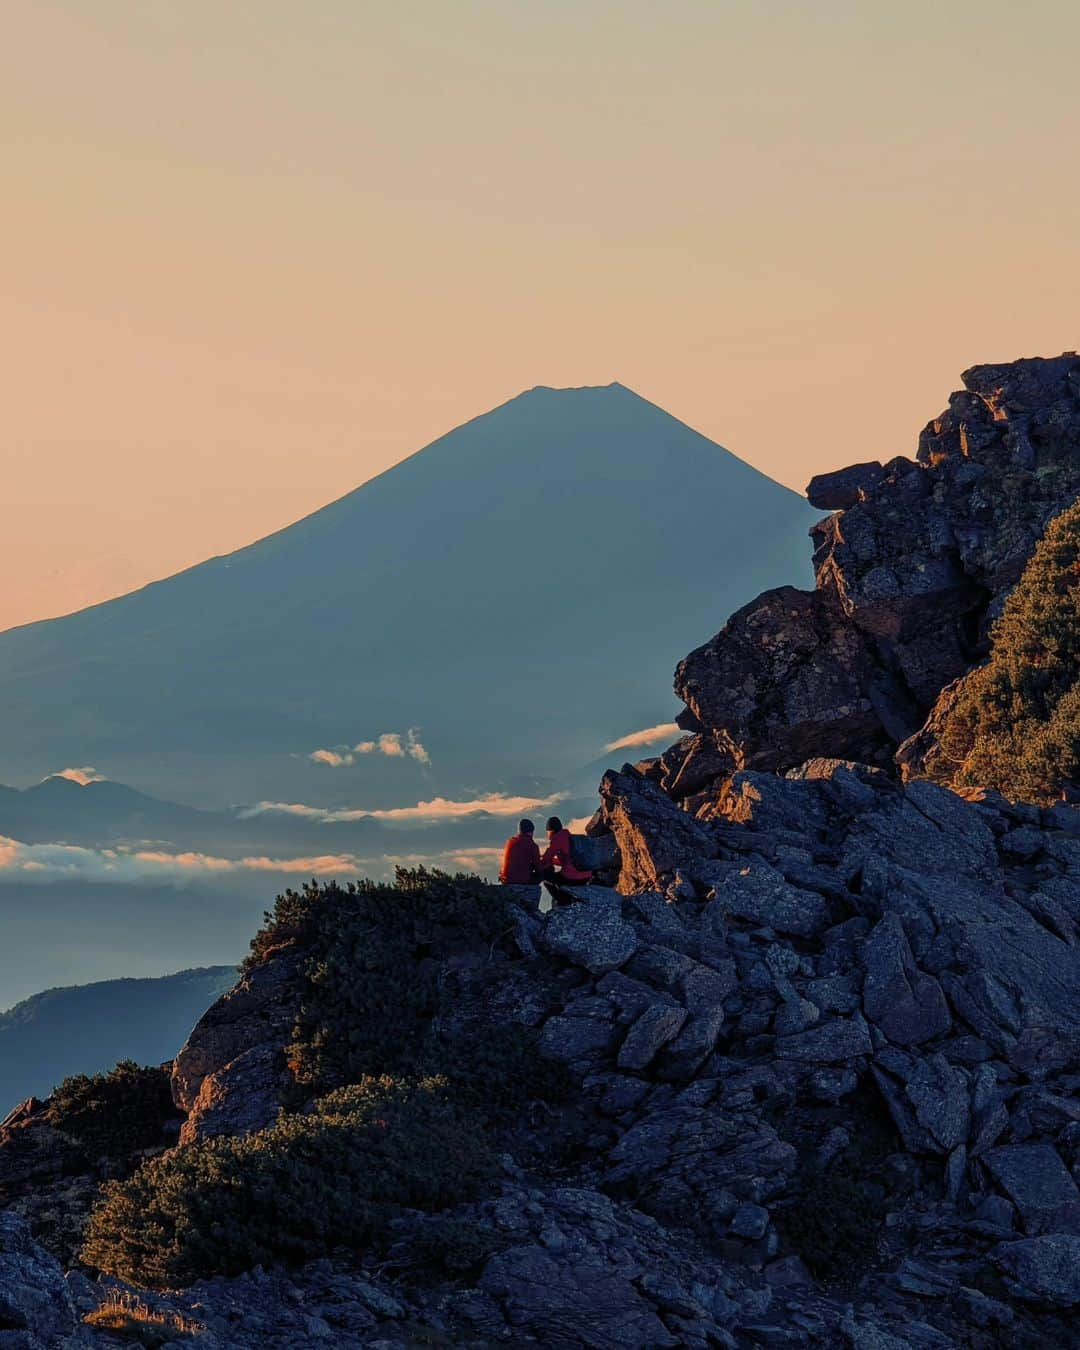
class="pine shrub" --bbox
[81,1076,495,1286]
[47,1061,177,1156]
[929,496,1080,802]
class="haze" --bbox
[4,0,1079,631]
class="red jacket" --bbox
[540,829,592,882]
[500,833,541,884]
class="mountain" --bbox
[0,384,815,807]
[0,967,235,1113]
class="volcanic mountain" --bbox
[0,384,814,805]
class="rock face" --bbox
[671,353,1080,789]
[171,946,302,1145]
[0,1211,77,1348]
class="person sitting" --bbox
[538,815,593,886]
[499,818,542,884]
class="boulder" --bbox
[597,768,715,893]
[541,897,638,976]
[983,1144,1080,1236]
[179,1043,286,1146]
[0,1211,77,1349]
[710,859,832,938]
[617,1004,688,1072]
[995,1234,1080,1307]
[861,914,951,1046]
[172,947,303,1113]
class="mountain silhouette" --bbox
[0,384,815,805]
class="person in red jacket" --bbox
[499,819,542,884]
[539,816,593,886]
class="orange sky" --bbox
[4,1,1079,632]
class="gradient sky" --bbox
[5,0,1079,632]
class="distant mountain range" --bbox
[0,967,235,1114]
[0,384,815,809]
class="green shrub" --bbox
[929,497,1080,802]
[247,869,517,1100]
[47,1061,177,1156]
[82,1076,496,1287]
[405,1217,507,1274]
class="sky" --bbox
[4,0,1079,633]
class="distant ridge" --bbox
[0,967,236,1112]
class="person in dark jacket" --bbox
[499,819,542,884]
[538,816,592,886]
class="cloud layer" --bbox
[0,835,358,884]
[309,728,431,768]
[605,722,681,753]
[242,790,564,826]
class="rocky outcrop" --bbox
[669,354,1080,792]
[0,1211,77,1348]
[171,945,302,1144]
[42,763,1075,1347]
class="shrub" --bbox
[405,1216,507,1274]
[246,869,518,1098]
[929,497,1080,802]
[82,1076,496,1287]
[47,1061,177,1156]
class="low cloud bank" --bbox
[242,790,564,826]
[604,722,681,753]
[309,728,431,768]
[0,836,359,884]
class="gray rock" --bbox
[711,860,832,938]
[776,1017,872,1062]
[657,1006,725,1080]
[995,1233,1080,1307]
[730,1203,769,1240]
[618,1004,688,1071]
[983,1144,1080,1236]
[542,899,638,976]
[540,1014,619,1063]
[480,1245,679,1348]
[903,1054,969,1153]
[0,1212,76,1349]
[861,914,950,1046]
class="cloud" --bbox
[309,748,354,768]
[311,730,431,766]
[604,722,682,753]
[49,766,104,785]
[242,791,565,827]
[448,846,503,872]
[406,729,431,765]
[0,835,359,883]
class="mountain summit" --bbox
[0,385,814,804]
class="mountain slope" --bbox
[0,384,815,805]
[0,966,235,1112]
